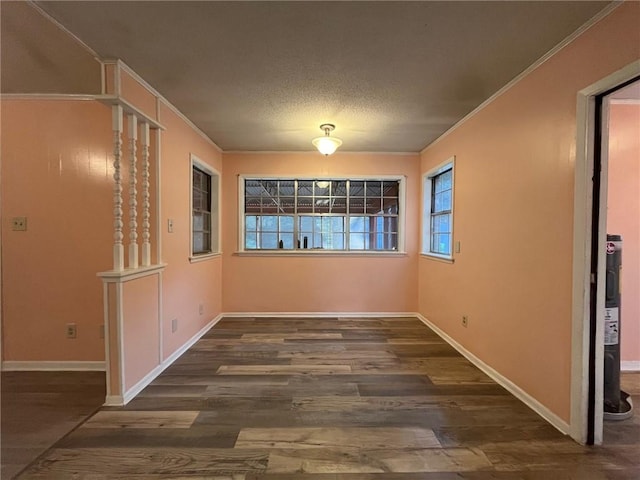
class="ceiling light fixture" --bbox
[312,124,342,156]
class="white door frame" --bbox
[570,60,640,445]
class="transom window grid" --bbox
[244,179,400,251]
[192,166,212,255]
[429,168,452,255]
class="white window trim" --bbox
[190,154,221,260]
[422,156,455,261]
[237,174,406,254]
[189,252,222,263]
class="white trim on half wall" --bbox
[103,314,224,406]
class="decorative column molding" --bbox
[112,105,125,271]
[140,122,151,267]
[128,114,139,269]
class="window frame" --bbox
[238,175,406,255]
[190,154,221,261]
[422,157,455,261]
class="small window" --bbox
[191,156,220,257]
[240,177,404,253]
[422,158,454,258]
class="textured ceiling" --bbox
[10,1,613,152]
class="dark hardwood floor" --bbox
[1,370,105,479]
[12,317,640,479]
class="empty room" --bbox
[1,1,639,478]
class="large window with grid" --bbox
[422,159,454,258]
[241,178,403,252]
[191,157,220,258]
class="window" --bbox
[422,158,454,258]
[241,177,404,252]
[191,156,220,257]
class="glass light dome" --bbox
[312,124,342,155]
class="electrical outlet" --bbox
[171,318,178,333]
[462,316,469,328]
[455,241,461,253]
[168,219,174,233]
[66,323,77,339]
[199,304,204,315]
[12,217,27,231]
[99,324,105,339]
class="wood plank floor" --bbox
[15,317,640,479]
[1,371,105,479]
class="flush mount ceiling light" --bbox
[312,124,342,156]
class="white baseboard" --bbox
[222,311,418,318]
[1,361,105,372]
[104,314,224,406]
[105,395,124,405]
[416,314,571,435]
[121,363,166,405]
[621,361,640,372]
[160,314,223,366]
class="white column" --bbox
[112,105,125,271]
[128,114,139,269]
[140,122,151,267]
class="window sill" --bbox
[189,252,222,263]
[420,252,454,264]
[235,250,407,257]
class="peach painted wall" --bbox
[419,2,640,422]
[105,64,117,95]
[607,103,640,366]
[221,152,420,313]
[3,78,221,398]
[122,274,160,390]
[159,101,223,360]
[120,69,159,122]
[1,99,112,361]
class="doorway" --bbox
[571,63,640,446]
[600,78,640,442]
